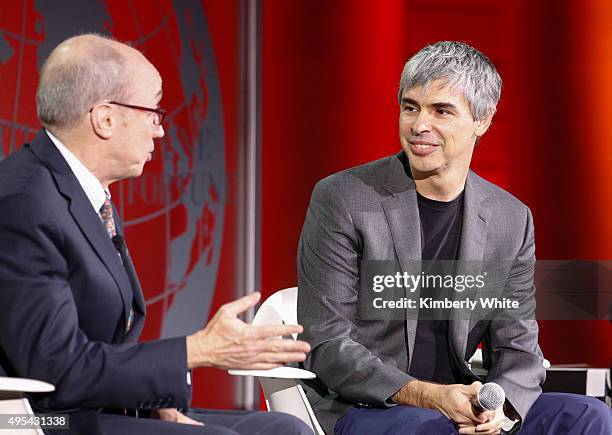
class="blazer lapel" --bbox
[450,171,489,365]
[29,131,135,328]
[113,211,146,316]
[380,153,422,367]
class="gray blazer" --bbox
[297,152,545,434]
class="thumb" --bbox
[466,381,482,396]
[177,413,205,426]
[221,292,261,317]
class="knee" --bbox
[556,394,612,429]
[559,394,610,418]
[580,396,612,420]
[419,414,457,435]
[393,408,457,435]
[265,412,314,435]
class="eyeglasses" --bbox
[108,101,167,126]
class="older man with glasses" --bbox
[0,33,312,435]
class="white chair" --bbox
[228,287,325,435]
[229,288,552,435]
[0,376,55,434]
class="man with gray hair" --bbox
[0,34,312,434]
[297,41,611,434]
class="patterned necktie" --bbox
[99,198,116,239]
[99,198,134,333]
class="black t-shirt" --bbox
[408,190,464,384]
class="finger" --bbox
[176,414,205,426]
[245,340,310,357]
[251,323,304,338]
[467,398,494,421]
[220,292,261,317]
[459,423,501,435]
[475,409,495,422]
[475,417,504,433]
[460,402,489,424]
[458,426,477,435]
[250,351,308,364]
[476,425,502,435]
[243,362,283,370]
[229,351,307,368]
[259,338,310,353]
[469,381,483,395]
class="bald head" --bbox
[37,34,149,131]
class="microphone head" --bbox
[477,382,505,411]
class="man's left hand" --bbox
[458,407,505,435]
[153,408,204,426]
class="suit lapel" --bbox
[113,211,146,316]
[380,153,422,367]
[29,131,135,328]
[450,171,489,364]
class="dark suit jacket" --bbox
[0,131,190,429]
[297,152,546,434]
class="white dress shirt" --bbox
[46,129,110,212]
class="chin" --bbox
[407,155,438,170]
[130,164,146,178]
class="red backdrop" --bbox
[2,0,610,412]
[262,0,612,367]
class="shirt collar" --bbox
[45,129,110,213]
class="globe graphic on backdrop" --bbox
[0,0,226,339]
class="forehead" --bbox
[129,62,163,101]
[402,79,469,110]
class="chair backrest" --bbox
[250,287,325,435]
[0,377,54,435]
[253,287,299,338]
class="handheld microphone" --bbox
[475,382,505,411]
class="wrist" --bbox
[420,381,444,409]
[393,380,442,409]
[186,334,204,369]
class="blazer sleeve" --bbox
[0,193,191,411]
[297,179,413,406]
[483,207,546,420]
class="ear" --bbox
[90,104,115,140]
[474,113,494,137]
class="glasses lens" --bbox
[155,111,165,126]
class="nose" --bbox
[154,123,165,138]
[411,111,431,135]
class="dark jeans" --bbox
[48,408,312,435]
[334,393,612,435]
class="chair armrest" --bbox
[228,367,316,379]
[0,377,55,393]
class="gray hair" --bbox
[37,34,131,129]
[398,41,501,120]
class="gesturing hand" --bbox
[187,292,310,370]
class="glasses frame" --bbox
[107,101,167,125]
